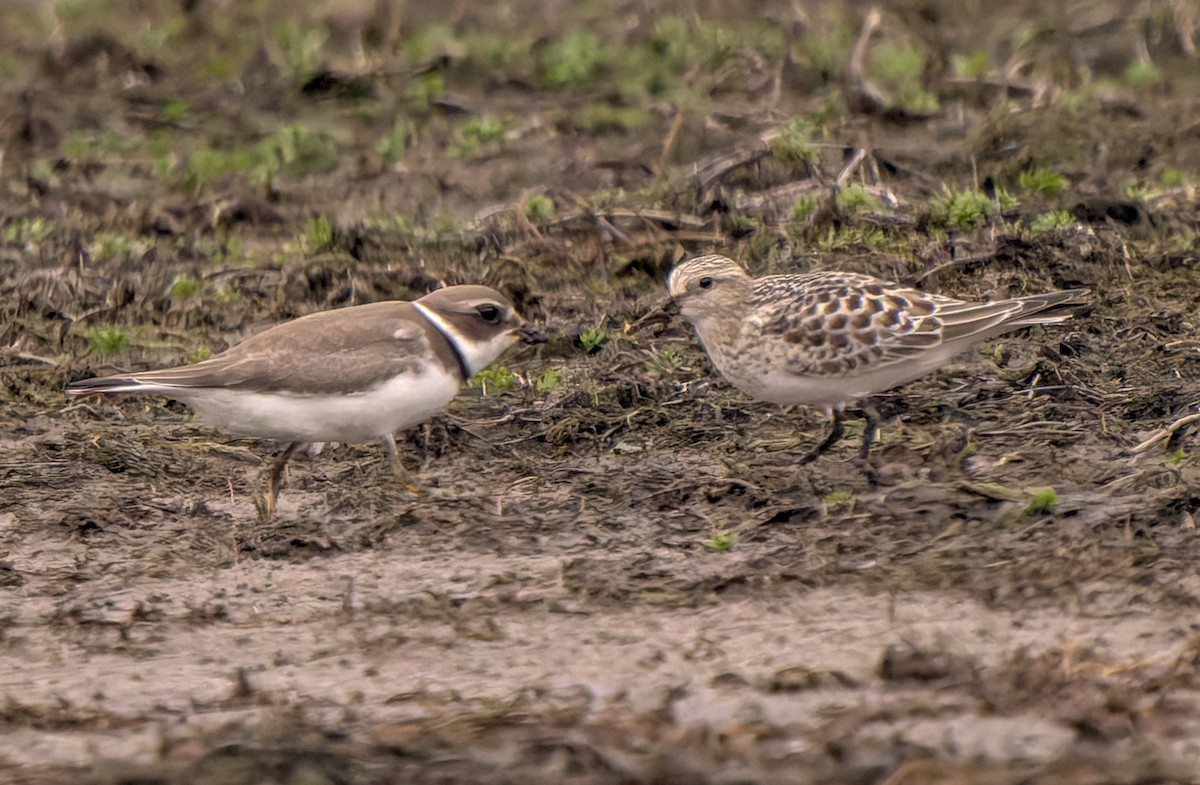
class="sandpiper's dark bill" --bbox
[66,285,547,518]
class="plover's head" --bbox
[667,254,753,324]
[415,285,546,376]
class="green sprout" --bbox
[930,186,993,229]
[170,275,204,299]
[524,194,555,222]
[824,490,853,507]
[579,327,608,354]
[452,117,505,158]
[542,30,608,88]
[771,117,819,170]
[302,216,334,253]
[1024,486,1060,516]
[643,347,683,377]
[1029,210,1075,232]
[470,367,518,394]
[705,529,738,552]
[85,326,131,356]
[836,183,883,213]
[1019,168,1069,197]
[535,368,563,394]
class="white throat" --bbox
[413,301,515,377]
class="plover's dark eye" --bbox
[698,276,714,290]
[476,304,502,323]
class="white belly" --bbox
[170,369,461,444]
[713,346,966,407]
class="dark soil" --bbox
[3,1,1200,783]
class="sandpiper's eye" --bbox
[476,304,502,323]
[698,276,714,290]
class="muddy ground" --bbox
[3,1,1200,783]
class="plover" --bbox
[66,285,547,517]
[665,254,1089,461]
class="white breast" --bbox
[166,367,462,444]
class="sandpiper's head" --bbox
[416,285,546,376]
[667,254,753,324]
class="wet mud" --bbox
[3,1,1200,783]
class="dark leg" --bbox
[858,403,881,460]
[262,441,301,520]
[799,409,845,465]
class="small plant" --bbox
[953,49,990,79]
[1024,486,1060,516]
[4,216,54,246]
[85,326,130,356]
[870,41,938,114]
[524,194,555,222]
[301,216,333,253]
[377,120,411,164]
[1125,60,1161,92]
[1029,210,1075,233]
[791,195,818,223]
[470,366,518,394]
[542,30,608,88]
[275,20,324,82]
[452,117,505,158]
[836,183,882,213]
[816,225,887,252]
[1170,449,1188,465]
[161,98,191,123]
[1019,168,1069,197]
[578,327,608,354]
[535,368,563,394]
[1161,167,1185,188]
[91,231,142,260]
[643,347,683,377]
[930,186,993,229]
[189,346,213,363]
[824,490,853,507]
[170,275,204,299]
[705,529,738,552]
[771,117,819,170]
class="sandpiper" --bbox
[66,285,546,517]
[665,254,1089,461]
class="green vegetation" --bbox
[1125,60,1161,92]
[579,327,608,354]
[161,98,191,124]
[542,30,608,88]
[824,490,853,506]
[643,347,683,377]
[1019,168,1069,197]
[836,183,882,213]
[1024,486,1060,516]
[452,117,506,158]
[470,366,518,394]
[771,118,820,170]
[275,20,324,82]
[85,326,131,356]
[930,186,993,229]
[870,41,938,114]
[169,275,204,299]
[377,121,411,164]
[301,216,334,254]
[1029,210,1075,232]
[189,346,213,363]
[953,50,990,79]
[524,194,555,222]
[535,368,563,394]
[791,194,818,224]
[4,217,54,246]
[705,529,738,552]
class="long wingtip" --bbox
[65,376,151,396]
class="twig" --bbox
[1130,411,1200,454]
